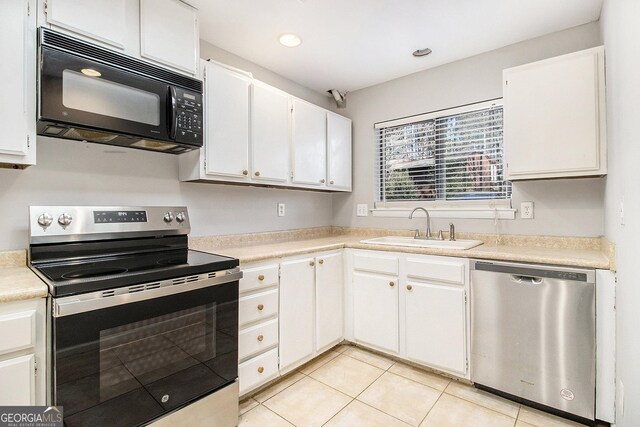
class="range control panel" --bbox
[174,88,203,146]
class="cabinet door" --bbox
[353,272,398,353]
[0,0,36,167]
[291,99,327,186]
[140,0,199,75]
[327,113,352,190]
[0,354,35,405]
[251,82,290,183]
[204,61,251,178]
[47,0,127,49]
[316,252,344,351]
[405,281,466,374]
[279,258,315,370]
[504,47,605,180]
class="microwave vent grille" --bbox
[40,29,203,93]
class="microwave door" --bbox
[39,47,171,141]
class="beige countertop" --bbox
[191,232,612,269]
[0,250,48,303]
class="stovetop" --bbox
[31,248,238,297]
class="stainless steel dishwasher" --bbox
[470,260,596,421]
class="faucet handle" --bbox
[437,230,444,240]
[449,223,456,241]
[413,229,421,239]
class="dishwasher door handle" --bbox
[509,274,543,285]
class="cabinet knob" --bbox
[258,274,265,281]
[389,281,395,287]
[254,171,260,177]
[257,304,264,311]
[257,366,264,374]
[407,284,413,291]
[320,179,326,183]
[318,259,324,265]
[242,169,249,176]
[257,335,264,342]
[330,180,334,185]
[309,261,315,267]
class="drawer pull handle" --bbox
[389,281,395,287]
[309,261,315,267]
[255,171,260,177]
[257,304,264,311]
[242,169,249,176]
[320,179,326,183]
[330,180,334,185]
[406,284,413,291]
[257,367,264,374]
[258,274,265,281]
[257,335,264,342]
[318,259,324,265]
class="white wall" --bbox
[600,1,640,425]
[0,42,333,251]
[332,22,605,237]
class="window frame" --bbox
[373,99,515,219]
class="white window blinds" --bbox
[375,100,511,203]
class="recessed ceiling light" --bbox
[81,68,102,77]
[279,33,302,48]
[412,48,432,57]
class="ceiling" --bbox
[192,0,603,94]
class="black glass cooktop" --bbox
[31,249,238,297]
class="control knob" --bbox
[163,212,174,223]
[175,212,186,223]
[58,213,73,227]
[37,213,53,228]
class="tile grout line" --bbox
[441,386,521,420]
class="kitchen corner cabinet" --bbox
[140,0,199,75]
[504,46,606,180]
[353,272,399,353]
[0,0,36,168]
[327,113,352,190]
[315,252,344,351]
[251,81,290,183]
[291,99,327,186]
[0,298,47,405]
[203,61,251,179]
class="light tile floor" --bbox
[239,344,588,427]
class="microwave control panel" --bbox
[174,88,203,145]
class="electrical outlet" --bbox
[277,203,285,217]
[520,201,534,219]
[356,204,369,217]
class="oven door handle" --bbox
[53,268,242,317]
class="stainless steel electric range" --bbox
[28,206,241,427]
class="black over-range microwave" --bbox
[37,28,203,154]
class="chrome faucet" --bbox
[409,207,431,240]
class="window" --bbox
[376,100,511,205]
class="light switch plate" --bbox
[520,201,534,219]
[356,204,368,217]
[277,203,285,217]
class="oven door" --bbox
[52,274,239,427]
[39,46,173,142]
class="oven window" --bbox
[62,69,161,125]
[55,284,238,427]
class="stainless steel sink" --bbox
[360,236,483,250]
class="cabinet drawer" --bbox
[406,258,466,285]
[240,264,279,294]
[239,348,279,395]
[239,289,278,327]
[0,310,35,356]
[353,253,398,275]
[239,319,278,361]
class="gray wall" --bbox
[0,42,333,251]
[332,22,605,237]
[601,1,640,425]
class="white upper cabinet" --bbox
[291,99,327,186]
[203,61,251,178]
[327,112,352,191]
[504,46,606,180]
[46,0,128,49]
[0,0,36,168]
[315,252,344,351]
[251,81,290,183]
[140,0,199,75]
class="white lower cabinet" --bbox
[279,257,316,370]
[315,252,344,351]
[0,354,35,405]
[353,272,399,353]
[239,348,279,395]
